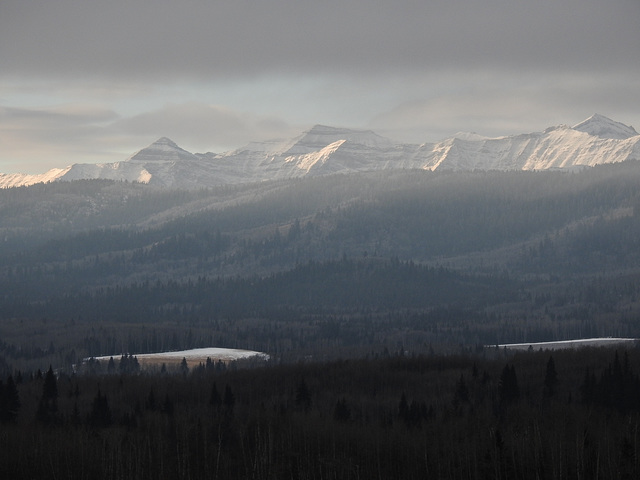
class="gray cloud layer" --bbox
[3,0,638,79]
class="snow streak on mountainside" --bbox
[1,115,639,189]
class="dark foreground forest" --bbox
[1,347,640,479]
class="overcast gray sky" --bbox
[1,0,639,173]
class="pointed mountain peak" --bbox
[152,137,180,148]
[128,137,196,163]
[572,114,638,140]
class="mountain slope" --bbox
[572,113,638,139]
[1,114,639,188]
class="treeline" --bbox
[2,348,640,478]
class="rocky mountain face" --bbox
[1,114,639,189]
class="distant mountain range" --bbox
[2,114,639,189]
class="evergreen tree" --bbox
[162,394,174,416]
[180,357,189,376]
[210,382,221,407]
[454,374,470,404]
[543,356,558,398]
[145,388,157,411]
[499,364,520,406]
[118,355,128,375]
[0,375,20,422]
[107,357,116,375]
[223,385,235,413]
[36,365,59,424]
[89,389,112,427]
[42,365,57,401]
[295,378,312,411]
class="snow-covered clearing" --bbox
[91,347,269,369]
[491,337,637,351]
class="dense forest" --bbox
[2,163,640,371]
[2,347,640,479]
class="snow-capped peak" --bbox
[572,114,638,140]
[153,137,180,148]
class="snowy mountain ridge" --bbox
[1,114,639,189]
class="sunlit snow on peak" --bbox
[572,113,638,140]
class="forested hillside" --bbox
[2,162,640,370]
[4,163,640,275]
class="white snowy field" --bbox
[90,347,270,369]
[491,337,637,351]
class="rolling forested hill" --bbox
[2,162,640,370]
